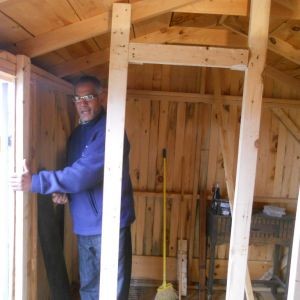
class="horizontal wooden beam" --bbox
[15,0,196,57]
[132,255,272,282]
[174,0,249,16]
[134,190,297,205]
[175,0,300,19]
[127,89,300,108]
[128,43,248,69]
[47,27,248,78]
[132,26,247,48]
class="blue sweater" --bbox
[31,112,135,235]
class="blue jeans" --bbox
[77,226,132,300]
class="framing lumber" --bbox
[132,26,247,48]
[188,106,202,281]
[226,0,271,299]
[222,17,300,65]
[268,35,300,65]
[287,187,300,300]
[15,0,196,57]
[47,27,247,78]
[128,43,249,69]
[127,89,300,108]
[134,191,297,205]
[263,66,300,95]
[132,255,273,282]
[271,107,300,143]
[174,0,249,16]
[14,55,31,300]
[99,4,131,299]
[174,0,300,19]
[213,68,254,300]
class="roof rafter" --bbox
[175,0,300,19]
[15,0,197,57]
[221,16,300,64]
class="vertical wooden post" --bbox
[213,68,254,300]
[99,3,131,300]
[287,187,300,300]
[15,55,31,300]
[225,1,271,299]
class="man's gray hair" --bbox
[74,76,104,94]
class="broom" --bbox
[155,149,178,300]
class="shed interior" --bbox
[0,0,300,299]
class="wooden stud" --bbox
[99,4,131,299]
[226,1,271,299]
[213,68,254,300]
[15,55,31,300]
[128,43,249,70]
[188,105,202,280]
[287,187,300,300]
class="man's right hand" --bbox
[52,193,68,205]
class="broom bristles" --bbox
[154,283,178,300]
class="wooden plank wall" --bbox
[126,64,300,280]
[29,68,76,299]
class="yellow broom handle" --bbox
[163,149,167,287]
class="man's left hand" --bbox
[10,159,32,192]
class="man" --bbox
[10,76,135,300]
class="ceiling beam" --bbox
[48,26,248,78]
[174,0,249,16]
[15,0,197,57]
[175,0,300,19]
[222,19,300,71]
[132,26,247,48]
[128,42,248,69]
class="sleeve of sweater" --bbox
[31,130,105,194]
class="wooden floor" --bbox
[128,284,284,300]
[72,281,285,299]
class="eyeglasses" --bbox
[72,94,98,103]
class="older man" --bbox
[11,76,135,300]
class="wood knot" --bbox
[269,37,276,44]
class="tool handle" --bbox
[162,149,167,286]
